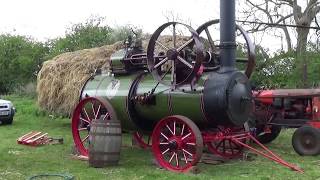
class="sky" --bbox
[0,0,218,41]
[0,0,315,53]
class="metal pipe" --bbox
[220,0,236,71]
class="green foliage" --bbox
[302,52,320,87]
[0,16,135,94]
[110,25,138,43]
[251,49,296,88]
[251,47,320,89]
[47,16,135,59]
[48,16,113,58]
[0,35,48,94]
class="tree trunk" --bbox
[281,26,292,51]
[296,27,309,88]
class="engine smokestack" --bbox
[220,0,236,71]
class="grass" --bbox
[0,95,320,180]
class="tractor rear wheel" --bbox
[292,125,320,156]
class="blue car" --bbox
[0,99,15,124]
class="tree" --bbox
[47,16,136,59]
[0,35,48,94]
[239,0,320,87]
[251,49,296,88]
[48,16,113,58]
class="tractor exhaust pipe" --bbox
[220,0,236,72]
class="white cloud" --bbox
[0,0,219,41]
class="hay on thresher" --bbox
[37,36,190,116]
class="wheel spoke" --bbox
[91,102,96,120]
[182,151,188,164]
[94,104,101,120]
[204,28,216,51]
[181,124,185,136]
[102,112,109,121]
[177,39,193,52]
[173,121,176,135]
[215,140,224,149]
[156,40,169,51]
[161,132,169,140]
[166,124,174,135]
[169,152,176,163]
[171,60,175,85]
[78,128,87,131]
[182,132,191,140]
[162,148,170,155]
[175,153,179,167]
[160,142,169,145]
[229,139,234,154]
[81,135,89,143]
[186,142,196,146]
[173,24,176,48]
[159,66,172,81]
[182,148,193,157]
[154,57,168,69]
[83,108,91,122]
[177,56,193,69]
[153,55,166,59]
[80,117,90,124]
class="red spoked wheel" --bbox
[72,97,117,156]
[152,115,203,172]
[132,131,152,149]
[206,124,249,159]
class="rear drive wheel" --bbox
[292,125,320,156]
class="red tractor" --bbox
[253,89,320,155]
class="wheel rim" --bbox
[301,133,316,150]
[196,19,256,78]
[133,131,152,149]
[147,22,204,88]
[206,124,249,159]
[72,97,117,156]
[152,115,203,172]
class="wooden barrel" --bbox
[88,116,122,168]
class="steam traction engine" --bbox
[72,1,302,172]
